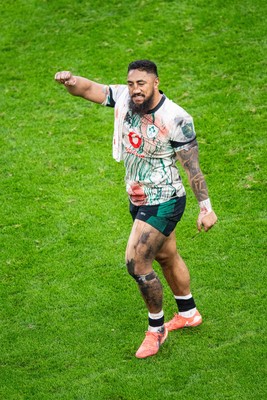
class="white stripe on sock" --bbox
[174,293,192,300]
[148,310,164,320]
[179,308,196,318]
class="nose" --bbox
[131,83,141,93]
[133,88,141,95]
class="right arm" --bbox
[176,139,218,232]
[54,71,108,104]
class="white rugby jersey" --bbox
[104,84,196,206]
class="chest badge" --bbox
[147,124,159,139]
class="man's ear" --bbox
[154,77,160,89]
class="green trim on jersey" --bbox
[105,85,196,206]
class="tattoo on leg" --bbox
[126,266,163,309]
[135,230,164,261]
[138,272,163,310]
[144,245,154,260]
[126,258,135,276]
[139,232,151,244]
[134,232,151,252]
[126,228,166,310]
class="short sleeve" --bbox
[170,115,196,151]
[103,84,128,108]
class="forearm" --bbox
[176,140,217,230]
[65,76,92,97]
[55,71,107,104]
[65,76,108,104]
[187,168,209,203]
[176,141,209,203]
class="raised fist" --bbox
[54,71,76,86]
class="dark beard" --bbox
[128,94,154,117]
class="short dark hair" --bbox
[127,59,158,77]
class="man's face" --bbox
[127,69,159,115]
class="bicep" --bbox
[83,81,109,104]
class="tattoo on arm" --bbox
[176,140,209,202]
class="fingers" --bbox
[54,71,71,83]
[197,216,202,232]
[197,210,206,231]
[54,71,76,86]
[197,211,218,232]
[203,211,218,231]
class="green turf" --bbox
[0,0,266,399]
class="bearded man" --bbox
[55,60,217,359]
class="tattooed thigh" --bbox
[126,220,166,276]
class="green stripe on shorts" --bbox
[146,216,168,233]
[156,198,176,218]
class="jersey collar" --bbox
[147,91,166,114]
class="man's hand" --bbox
[54,71,107,103]
[197,210,218,232]
[54,71,77,86]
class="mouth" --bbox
[132,94,145,103]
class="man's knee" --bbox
[126,258,158,285]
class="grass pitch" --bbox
[0,1,266,399]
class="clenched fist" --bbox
[197,210,218,232]
[54,71,77,86]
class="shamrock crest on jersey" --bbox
[146,124,159,139]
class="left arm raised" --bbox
[176,139,218,231]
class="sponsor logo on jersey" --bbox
[125,147,145,158]
[129,131,142,148]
